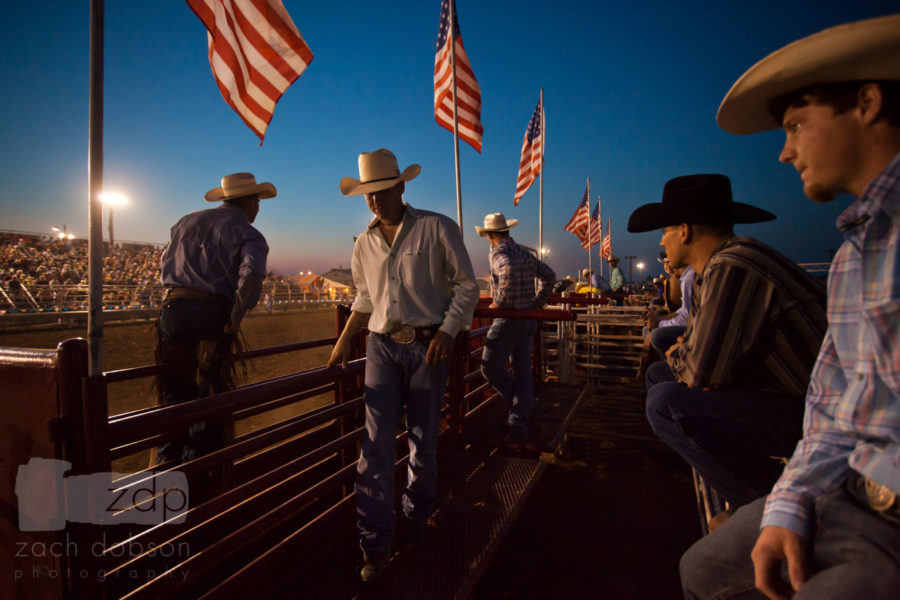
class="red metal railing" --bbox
[4,303,575,599]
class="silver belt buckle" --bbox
[389,324,415,344]
[864,477,899,513]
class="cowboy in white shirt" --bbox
[328,148,479,582]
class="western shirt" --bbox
[489,237,556,309]
[763,151,900,537]
[350,203,479,337]
[160,203,268,320]
[668,236,827,396]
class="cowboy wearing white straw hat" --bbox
[156,172,275,472]
[680,14,900,600]
[476,212,555,443]
[329,148,479,582]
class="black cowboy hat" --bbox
[627,174,775,233]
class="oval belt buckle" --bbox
[864,478,898,513]
[390,324,415,344]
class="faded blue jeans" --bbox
[680,484,900,599]
[644,361,804,507]
[481,318,538,431]
[356,332,450,555]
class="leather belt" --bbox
[164,287,232,310]
[848,471,900,521]
[386,323,441,344]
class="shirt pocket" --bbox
[398,247,431,286]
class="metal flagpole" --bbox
[586,177,591,291]
[448,0,463,232]
[538,88,544,259]
[598,195,604,279]
[88,0,104,376]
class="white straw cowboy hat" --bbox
[205,172,276,202]
[475,213,520,237]
[340,148,421,196]
[718,13,900,135]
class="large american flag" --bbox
[187,0,313,144]
[513,97,543,205]
[434,0,483,153]
[601,217,612,258]
[564,184,591,247]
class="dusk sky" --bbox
[1,1,897,280]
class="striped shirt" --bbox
[668,237,827,396]
[763,151,900,537]
[489,237,556,309]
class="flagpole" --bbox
[598,195,604,279]
[586,177,591,292]
[88,0,104,376]
[538,88,544,259]
[448,0,463,232]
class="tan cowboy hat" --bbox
[718,14,900,135]
[205,172,276,203]
[339,148,421,196]
[475,213,519,237]
[581,268,593,278]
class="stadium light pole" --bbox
[624,255,636,282]
[100,193,127,255]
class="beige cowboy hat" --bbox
[718,13,900,135]
[475,212,520,237]
[581,268,594,278]
[340,148,421,196]
[607,256,620,265]
[205,172,276,202]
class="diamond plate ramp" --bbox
[374,452,546,599]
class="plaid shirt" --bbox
[763,152,900,537]
[668,237,827,396]
[489,237,556,309]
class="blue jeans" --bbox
[356,333,450,555]
[649,325,685,356]
[644,361,803,507]
[681,486,900,599]
[156,298,231,465]
[481,318,538,430]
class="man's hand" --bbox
[751,526,809,600]
[327,337,352,369]
[425,330,454,366]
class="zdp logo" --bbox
[15,457,189,531]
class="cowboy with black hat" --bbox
[682,14,900,600]
[630,172,827,516]
[476,212,556,442]
[328,148,479,583]
[156,172,275,468]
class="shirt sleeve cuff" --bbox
[761,493,813,538]
[351,295,373,314]
[439,316,463,338]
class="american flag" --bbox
[434,0,483,153]
[601,217,612,258]
[513,97,543,205]
[564,184,591,247]
[186,0,313,144]
[588,200,602,247]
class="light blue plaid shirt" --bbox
[763,151,900,537]
[489,237,555,309]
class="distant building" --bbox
[322,267,353,289]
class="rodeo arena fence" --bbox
[0,288,681,600]
[1,260,832,598]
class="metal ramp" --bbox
[275,382,588,600]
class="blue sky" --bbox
[1,1,897,280]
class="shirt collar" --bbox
[367,202,418,230]
[836,150,900,233]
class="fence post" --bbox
[447,331,468,438]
